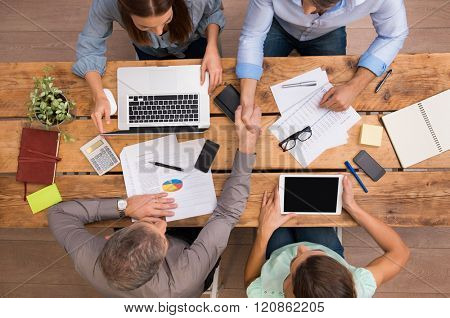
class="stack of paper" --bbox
[120,135,217,222]
[270,68,361,167]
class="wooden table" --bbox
[0,54,449,228]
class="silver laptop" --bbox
[116,65,210,132]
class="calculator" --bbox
[80,135,120,175]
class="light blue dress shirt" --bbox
[236,0,409,80]
[73,0,225,78]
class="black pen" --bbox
[150,161,184,172]
[375,69,392,93]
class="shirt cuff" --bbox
[198,10,226,36]
[236,63,264,81]
[234,150,256,174]
[72,56,107,78]
[98,198,121,220]
[357,52,388,77]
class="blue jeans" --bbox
[264,19,347,57]
[134,37,207,60]
[266,227,344,259]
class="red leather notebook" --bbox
[16,128,61,196]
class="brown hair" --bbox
[310,0,340,10]
[118,0,192,45]
[97,224,167,291]
[293,255,356,298]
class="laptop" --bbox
[106,65,210,134]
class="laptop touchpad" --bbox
[149,69,179,92]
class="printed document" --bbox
[121,136,217,222]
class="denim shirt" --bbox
[73,0,225,78]
[236,0,409,80]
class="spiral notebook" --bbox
[382,89,450,168]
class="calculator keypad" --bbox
[92,147,118,173]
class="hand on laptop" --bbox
[235,105,261,154]
[201,45,223,95]
[125,193,177,220]
[91,92,111,133]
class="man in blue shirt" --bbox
[236,0,408,122]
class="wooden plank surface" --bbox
[1,171,448,228]
[0,54,449,118]
[1,116,449,173]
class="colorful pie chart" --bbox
[162,179,183,192]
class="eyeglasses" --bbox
[279,126,312,152]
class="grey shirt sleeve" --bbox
[173,150,256,288]
[72,0,116,78]
[47,198,119,258]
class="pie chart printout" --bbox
[162,179,183,192]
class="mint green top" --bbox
[247,242,377,298]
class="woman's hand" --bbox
[91,91,111,133]
[342,175,359,212]
[125,193,177,220]
[258,186,296,239]
[201,45,222,95]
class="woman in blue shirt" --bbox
[244,176,410,297]
[73,0,225,133]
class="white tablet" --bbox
[279,174,343,215]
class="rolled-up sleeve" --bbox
[358,0,408,76]
[236,0,274,80]
[197,0,226,36]
[72,0,115,78]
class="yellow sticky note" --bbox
[26,184,62,214]
[360,124,383,147]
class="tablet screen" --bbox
[284,177,339,213]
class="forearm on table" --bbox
[47,198,120,251]
[346,67,376,92]
[85,71,105,101]
[347,203,408,255]
[244,230,270,287]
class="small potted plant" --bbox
[28,71,76,141]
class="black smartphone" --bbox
[353,150,386,182]
[194,140,220,173]
[214,84,240,122]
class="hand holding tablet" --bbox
[278,174,343,215]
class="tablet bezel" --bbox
[279,174,343,215]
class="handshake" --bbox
[234,105,262,155]
[125,104,262,221]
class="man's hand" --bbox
[201,45,222,94]
[319,83,360,111]
[125,193,177,220]
[320,67,376,111]
[258,186,296,239]
[235,105,261,154]
[342,175,359,212]
[239,78,258,129]
[91,91,111,133]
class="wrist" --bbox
[239,143,256,154]
[256,228,272,243]
[117,199,128,218]
[93,90,107,102]
[344,201,360,214]
[205,42,219,54]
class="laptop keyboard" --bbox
[127,94,199,123]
